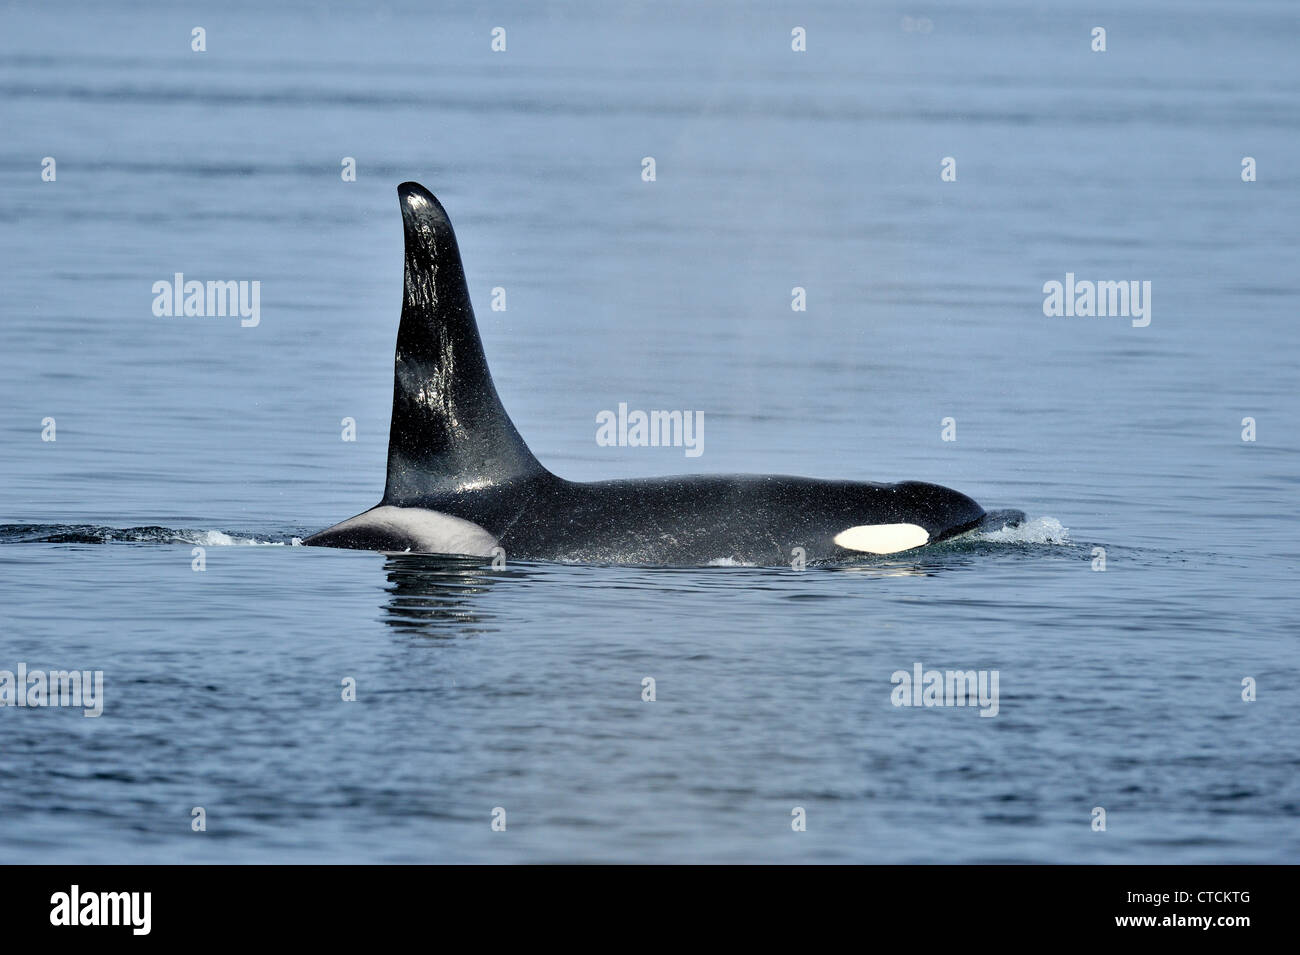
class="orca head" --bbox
[832,481,986,555]
[888,480,986,544]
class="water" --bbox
[1,0,1297,863]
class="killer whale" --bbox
[304,182,1021,565]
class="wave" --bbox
[972,516,1070,546]
[0,524,300,546]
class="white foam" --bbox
[187,530,293,547]
[975,516,1070,545]
[707,557,757,567]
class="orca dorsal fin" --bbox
[381,182,545,503]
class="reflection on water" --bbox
[823,560,936,579]
[379,551,940,629]
[381,553,528,634]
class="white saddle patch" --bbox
[324,505,498,557]
[833,523,930,555]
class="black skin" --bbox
[310,472,987,565]
[304,183,999,566]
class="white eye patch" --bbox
[833,523,930,555]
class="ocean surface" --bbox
[1,0,1297,863]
